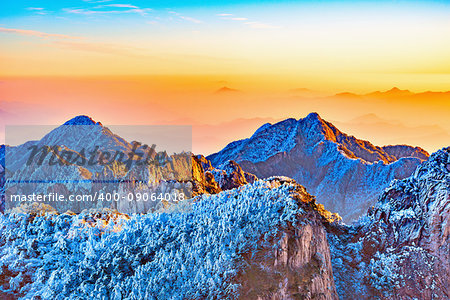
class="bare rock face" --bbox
[192,155,222,195]
[208,113,428,222]
[235,177,339,300]
[239,219,338,300]
[195,153,215,171]
[192,155,258,195]
[328,147,450,299]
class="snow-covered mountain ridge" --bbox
[208,113,428,165]
[208,112,429,222]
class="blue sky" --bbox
[1,0,449,80]
[3,1,449,17]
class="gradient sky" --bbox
[1,0,450,154]
[2,1,450,84]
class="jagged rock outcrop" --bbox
[208,112,428,222]
[192,155,222,195]
[192,155,258,195]
[211,160,257,190]
[328,147,450,299]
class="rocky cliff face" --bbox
[238,188,338,299]
[239,223,337,300]
[191,154,222,195]
[328,147,450,299]
[192,155,257,196]
[208,113,428,222]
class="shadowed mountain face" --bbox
[382,145,429,161]
[208,113,429,222]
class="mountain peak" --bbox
[63,115,101,126]
[214,86,241,94]
[386,87,411,93]
[304,112,323,122]
[385,87,412,95]
[302,112,333,133]
[366,87,413,97]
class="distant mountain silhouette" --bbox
[365,87,414,97]
[333,114,450,154]
[334,87,450,99]
[288,88,330,97]
[214,86,241,94]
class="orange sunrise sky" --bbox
[1,0,450,154]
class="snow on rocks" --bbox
[0,177,338,299]
[207,113,427,223]
[328,147,450,299]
